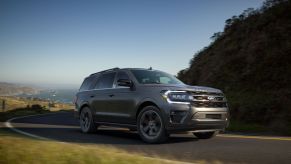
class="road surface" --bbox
[6,112,291,164]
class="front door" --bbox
[104,71,137,124]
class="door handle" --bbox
[90,95,95,98]
[109,94,115,97]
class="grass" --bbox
[227,120,291,136]
[227,120,268,133]
[0,96,74,112]
[0,129,174,164]
[0,96,74,122]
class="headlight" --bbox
[161,90,193,104]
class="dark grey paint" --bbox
[75,68,229,133]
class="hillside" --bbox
[178,0,291,134]
[0,82,39,96]
[0,96,74,113]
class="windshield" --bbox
[131,70,184,85]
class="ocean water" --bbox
[19,89,78,104]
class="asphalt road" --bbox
[6,112,291,164]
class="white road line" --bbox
[5,113,60,140]
[218,134,291,141]
[5,120,50,140]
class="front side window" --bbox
[94,72,116,89]
[131,70,184,85]
[116,71,130,81]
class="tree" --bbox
[210,32,222,41]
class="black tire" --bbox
[193,131,217,139]
[79,107,98,133]
[137,106,168,143]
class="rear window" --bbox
[79,76,95,91]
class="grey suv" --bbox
[74,68,229,143]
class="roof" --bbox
[89,67,154,76]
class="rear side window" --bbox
[79,76,95,91]
[94,72,116,89]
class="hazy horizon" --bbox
[0,0,264,87]
[0,81,79,90]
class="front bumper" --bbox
[163,103,229,132]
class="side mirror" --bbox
[117,79,133,87]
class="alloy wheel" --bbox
[139,110,162,139]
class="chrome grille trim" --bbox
[190,92,227,108]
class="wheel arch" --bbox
[79,102,91,115]
[135,99,160,119]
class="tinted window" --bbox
[131,70,183,85]
[94,72,116,89]
[116,71,130,80]
[79,76,95,91]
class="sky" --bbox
[0,0,264,88]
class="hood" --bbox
[182,85,222,93]
[141,84,223,93]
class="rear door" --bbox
[90,72,117,122]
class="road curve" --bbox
[6,112,291,164]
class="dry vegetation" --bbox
[0,129,176,164]
[0,96,74,112]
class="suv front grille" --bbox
[190,92,227,108]
[192,101,227,108]
[190,91,224,96]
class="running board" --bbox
[94,121,137,129]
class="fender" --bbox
[134,97,162,117]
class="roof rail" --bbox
[90,67,120,76]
